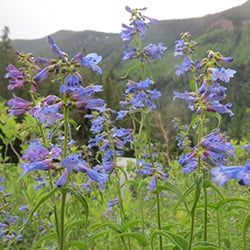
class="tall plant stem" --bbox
[203,184,208,242]
[139,187,145,244]
[188,174,202,250]
[156,187,163,250]
[59,189,67,250]
[214,192,221,247]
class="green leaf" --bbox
[174,183,195,213]
[192,246,219,250]
[64,186,89,221]
[93,222,121,233]
[64,219,87,236]
[90,230,110,242]
[157,181,182,196]
[121,219,143,232]
[33,232,58,248]
[192,241,220,249]
[243,213,250,250]
[21,187,60,229]
[151,230,188,250]
[118,232,148,246]
[66,240,87,249]
[192,247,219,250]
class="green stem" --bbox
[156,186,163,250]
[188,174,202,250]
[63,103,69,158]
[214,192,221,247]
[139,189,145,238]
[59,189,67,250]
[203,184,208,242]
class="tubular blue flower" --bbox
[211,166,241,185]
[209,67,237,83]
[178,130,234,172]
[147,175,157,191]
[120,24,135,41]
[81,53,102,74]
[122,44,138,60]
[120,6,158,41]
[5,64,27,90]
[219,56,234,63]
[48,36,67,57]
[33,66,50,83]
[56,169,69,187]
[22,140,49,162]
[202,131,235,163]
[34,56,52,65]
[85,168,108,187]
[211,161,250,186]
[75,98,106,112]
[103,161,115,173]
[174,80,234,116]
[61,154,86,172]
[21,159,55,175]
[108,198,119,208]
[236,162,250,185]
[59,72,82,93]
[121,78,161,111]
[175,56,192,76]
[7,95,31,115]
[143,42,167,61]
[5,64,26,79]
[207,102,233,117]
[174,39,188,57]
[88,114,106,133]
[178,151,198,173]
[32,102,64,124]
[116,110,128,120]
[173,90,196,110]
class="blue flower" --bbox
[5,64,27,90]
[210,67,237,83]
[174,39,188,57]
[21,159,55,175]
[33,66,50,83]
[7,95,31,115]
[60,73,82,93]
[147,175,157,191]
[32,102,64,124]
[143,42,167,61]
[211,162,250,186]
[48,36,67,57]
[120,6,158,41]
[22,140,49,162]
[178,130,235,172]
[81,53,102,74]
[175,56,192,76]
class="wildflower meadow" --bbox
[0,5,250,250]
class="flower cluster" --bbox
[118,78,161,116]
[179,130,235,173]
[137,154,169,191]
[121,6,167,65]
[174,33,237,174]
[174,34,236,117]
[86,109,132,174]
[4,36,111,189]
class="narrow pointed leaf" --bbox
[151,230,188,249]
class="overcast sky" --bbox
[0,0,247,40]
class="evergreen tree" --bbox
[0,26,16,100]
